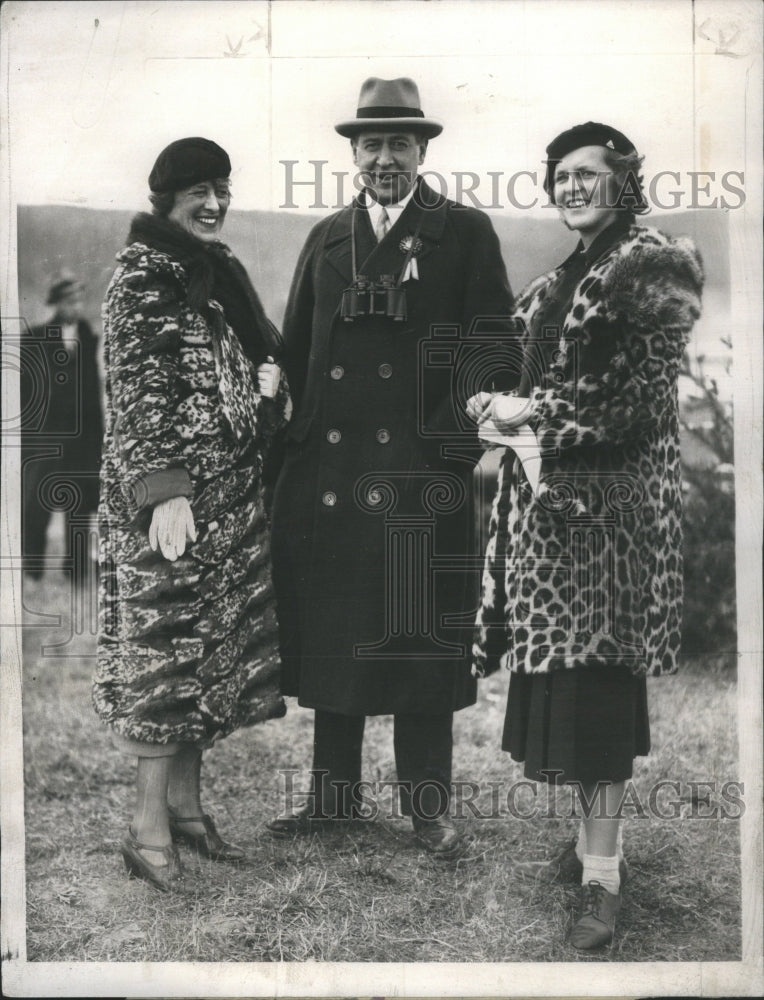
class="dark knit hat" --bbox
[148,137,231,193]
[543,121,637,195]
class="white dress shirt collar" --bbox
[365,184,416,238]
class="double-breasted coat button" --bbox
[327,429,342,444]
[376,429,391,444]
[322,491,337,506]
[378,363,393,379]
[330,365,345,380]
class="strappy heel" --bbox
[167,807,245,861]
[120,827,184,891]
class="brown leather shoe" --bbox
[569,880,622,949]
[412,815,465,861]
[517,841,629,885]
[168,809,245,861]
[120,828,184,891]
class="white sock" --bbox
[575,821,586,862]
[582,854,621,895]
[579,821,624,861]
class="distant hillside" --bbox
[15,206,317,333]
[16,205,728,359]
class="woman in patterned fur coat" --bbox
[470,123,703,949]
[93,137,290,890]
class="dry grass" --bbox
[20,568,741,964]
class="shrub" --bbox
[679,341,736,656]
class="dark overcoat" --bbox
[271,179,514,715]
[473,225,704,680]
[21,317,104,515]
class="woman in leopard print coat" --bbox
[93,138,290,889]
[471,123,703,949]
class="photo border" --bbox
[2,1,761,995]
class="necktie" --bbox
[375,206,391,242]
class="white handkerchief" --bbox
[478,419,543,497]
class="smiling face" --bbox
[167,178,230,242]
[352,130,427,205]
[553,145,620,244]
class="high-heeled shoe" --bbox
[120,827,184,891]
[167,807,245,861]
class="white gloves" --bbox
[466,392,532,433]
[256,356,281,399]
[465,392,494,423]
[148,496,197,562]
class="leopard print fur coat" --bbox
[473,225,704,679]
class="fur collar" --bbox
[124,212,282,364]
[517,225,704,329]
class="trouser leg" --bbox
[310,709,366,819]
[22,461,52,575]
[394,712,453,821]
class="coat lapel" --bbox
[323,199,380,284]
[324,181,449,285]
[358,179,448,279]
[323,205,358,284]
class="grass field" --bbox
[19,566,741,964]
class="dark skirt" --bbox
[502,665,650,784]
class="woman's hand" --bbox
[465,392,494,423]
[256,357,281,399]
[148,496,197,562]
[478,394,532,433]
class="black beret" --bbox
[543,121,637,194]
[148,137,231,194]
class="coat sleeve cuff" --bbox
[127,468,193,513]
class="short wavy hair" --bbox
[149,190,176,217]
[602,147,650,215]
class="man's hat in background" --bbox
[47,272,85,306]
[335,78,443,139]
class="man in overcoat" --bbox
[269,78,514,856]
[21,274,103,581]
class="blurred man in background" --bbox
[21,273,103,582]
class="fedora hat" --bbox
[335,77,443,139]
[47,272,85,305]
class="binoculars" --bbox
[341,274,407,322]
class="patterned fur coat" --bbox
[93,215,290,746]
[473,225,704,679]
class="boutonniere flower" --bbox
[399,235,423,281]
[399,235,424,256]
